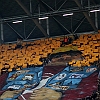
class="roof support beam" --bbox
[37,0,65,34]
[53,17,72,34]
[26,26,36,39]
[41,0,54,11]
[57,0,68,11]
[7,23,24,39]
[74,0,98,32]
[1,4,100,22]
[38,0,48,12]
[15,0,48,37]
[73,17,86,33]
[52,17,66,34]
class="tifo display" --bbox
[0,32,100,99]
[0,65,99,100]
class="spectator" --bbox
[61,36,68,47]
[68,36,73,44]
[64,36,68,44]
[73,34,78,40]
[15,38,23,49]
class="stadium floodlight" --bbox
[38,17,49,20]
[12,20,22,23]
[63,13,73,16]
[90,9,100,12]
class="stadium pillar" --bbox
[0,21,4,43]
[95,12,98,29]
[46,18,49,36]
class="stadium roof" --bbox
[0,0,100,42]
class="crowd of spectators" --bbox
[61,34,78,46]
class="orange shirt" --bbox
[64,38,68,42]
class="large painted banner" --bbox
[0,65,99,100]
[0,46,99,100]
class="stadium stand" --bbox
[0,32,100,74]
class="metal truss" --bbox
[74,0,98,32]
[53,17,72,34]
[26,26,37,39]
[1,4,100,22]
[73,17,86,33]
[7,23,24,40]
[0,0,100,42]
[15,0,49,37]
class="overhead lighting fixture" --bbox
[38,17,49,20]
[63,13,73,16]
[12,20,22,24]
[90,9,100,12]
